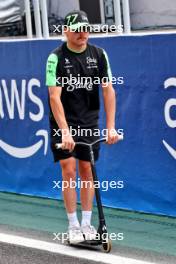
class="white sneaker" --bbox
[81,225,97,241]
[67,226,84,244]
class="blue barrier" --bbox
[0,34,176,216]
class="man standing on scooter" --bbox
[46,10,119,244]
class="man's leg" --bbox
[78,160,94,212]
[78,160,97,240]
[60,157,77,214]
[60,157,84,243]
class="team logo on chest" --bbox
[86,57,98,69]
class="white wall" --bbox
[129,0,176,29]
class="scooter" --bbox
[55,135,123,253]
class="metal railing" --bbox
[25,0,49,39]
[121,0,131,33]
[24,0,131,38]
[103,0,131,34]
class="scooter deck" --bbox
[78,239,102,246]
[67,239,102,247]
[67,239,112,253]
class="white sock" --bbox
[67,212,80,228]
[81,211,92,227]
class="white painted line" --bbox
[0,233,154,264]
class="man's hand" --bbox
[107,128,120,144]
[62,131,75,152]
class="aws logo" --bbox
[163,77,176,160]
[0,78,48,158]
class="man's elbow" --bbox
[49,94,60,107]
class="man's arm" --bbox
[102,82,119,144]
[48,86,75,151]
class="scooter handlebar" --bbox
[55,134,124,149]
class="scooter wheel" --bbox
[102,239,112,253]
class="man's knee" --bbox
[60,158,76,180]
[79,161,93,181]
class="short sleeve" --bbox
[46,53,58,86]
[99,49,112,82]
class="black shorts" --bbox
[50,125,100,162]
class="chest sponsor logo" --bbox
[64,74,93,92]
[67,80,93,92]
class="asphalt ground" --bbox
[0,192,176,264]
